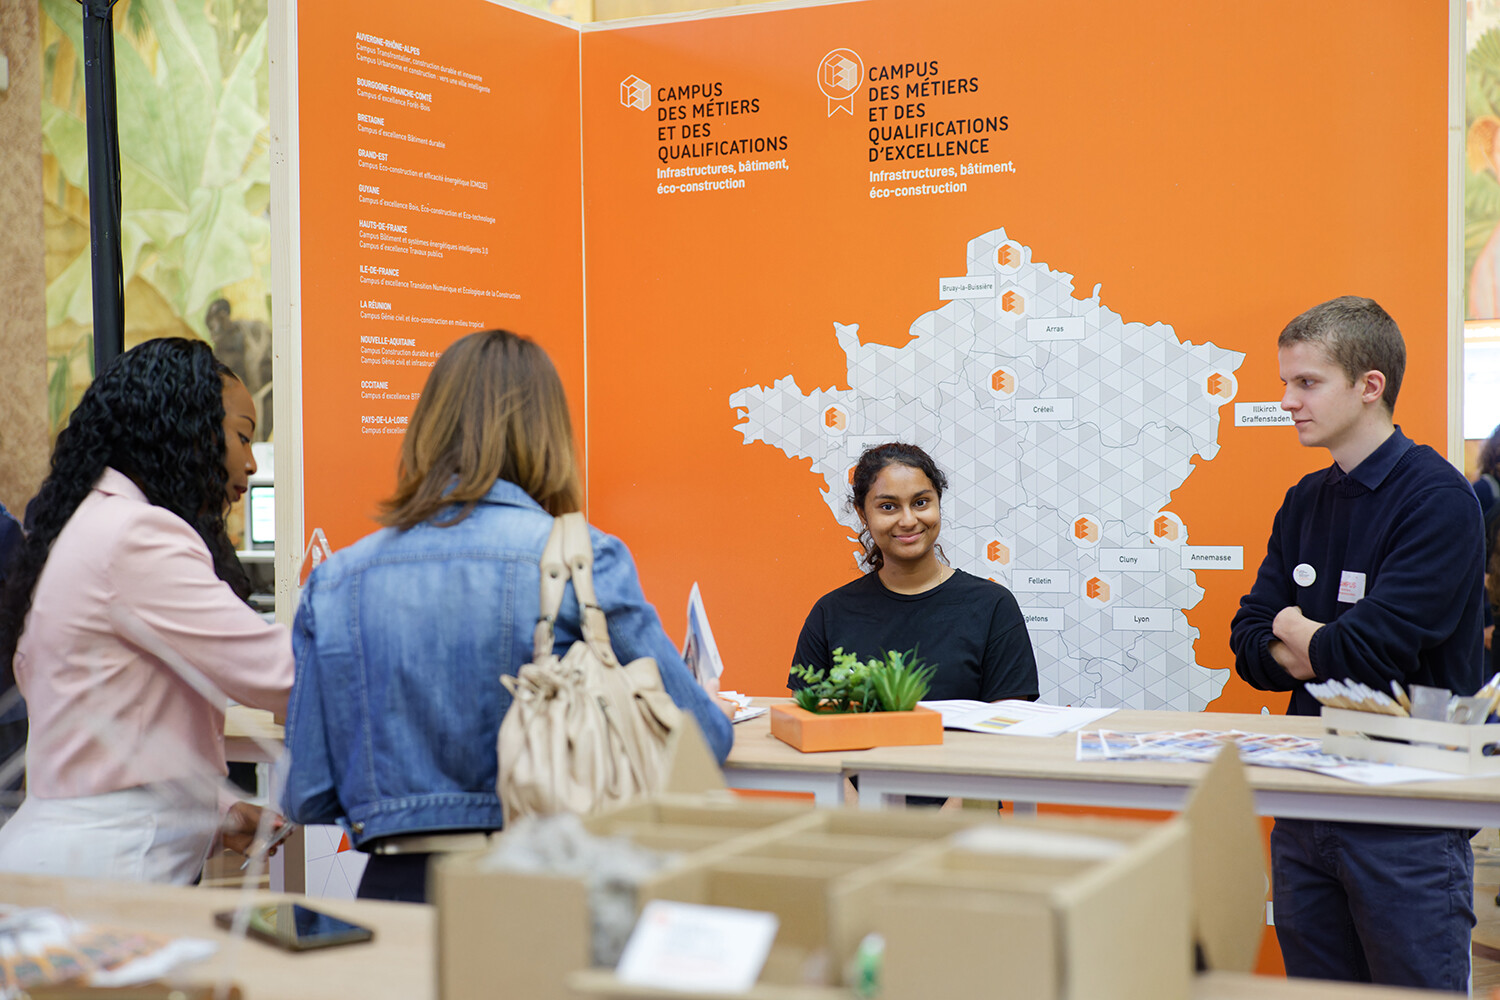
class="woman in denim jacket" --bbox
[281,329,735,902]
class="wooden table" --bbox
[725,707,1500,829]
[722,710,846,806]
[0,873,433,1000]
[568,969,1448,998]
[1191,972,1448,998]
[239,703,1500,828]
[0,876,1450,1000]
[225,705,283,765]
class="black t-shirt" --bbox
[790,569,1039,702]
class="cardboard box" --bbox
[433,795,816,1000]
[434,861,590,1000]
[769,705,942,752]
[1320,707,1500,775]
[825,749,1264,1000]
[584,796,816,854]
[829,816,1193,1000]
[1181,748,1267,973]
[631,806,1002,987]
[437,748,1264,1000]
[569,784,1255,1000]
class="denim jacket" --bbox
[280,480,734,848]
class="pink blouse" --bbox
[15,468,293,799]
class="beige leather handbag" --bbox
[497,512,682,820]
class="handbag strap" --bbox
[531,511,621,666]
[531,517,570,659]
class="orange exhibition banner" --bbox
[290,0,1449,713]
[295,3,584,554]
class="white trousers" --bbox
[0,783,217,884]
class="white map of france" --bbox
[730,228,1246,710]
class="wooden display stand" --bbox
[1320,707,1500,775]
[434,753,1264,1000]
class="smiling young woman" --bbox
[788,442,1038,703]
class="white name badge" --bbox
[1337,570,1366,604]
[1292,563,1316,587]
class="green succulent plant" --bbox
[790,647,935,714]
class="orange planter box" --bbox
[769,704,944,753]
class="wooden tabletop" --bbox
[727,704,1500,805]
[233,699,1500,815]
[729,703,1500,826]
[224,705,284,765]
[846,709,1500,804]
[568,971,1447,999]
[0,875,1446,1000]
[0,873,433,1000]
[1192,971,1448,998]
[725,708,844,774]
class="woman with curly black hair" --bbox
[0,337,293,883]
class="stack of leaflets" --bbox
[681,583,765,723]
[0,906,215,997]
[1076,729,1458,785]
[921,700,1116,737]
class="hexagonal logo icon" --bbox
[620,75,651,111]
[1001,290,1025,314]
[996,244,1019,268]
[986,540,1011,564]
[1150,510,1184,546]
[1085,576,1111,602]
[1071,515,1100,545]
[1203,370,1237,402]
[822,405,848,433]
[988,366,1016,397]
[817,49,864,116]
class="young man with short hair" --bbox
[1229,295,1485,992]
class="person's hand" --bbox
[701,676,738,721]
[220,801,284,858]
[1271,606,1321,681]
[1267,640,1314,681]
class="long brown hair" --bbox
[379,330,582,529]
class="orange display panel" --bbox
[577,0,1447,713]
[293,0,1449,716]
[296,4,585,553]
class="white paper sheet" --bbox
[616,900,778,994]
[920,699,1118,737]
[719,690,768,724]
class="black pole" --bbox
[80,0,124,376]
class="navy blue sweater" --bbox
[1230,428,1486,717]
[791,569,1039,703]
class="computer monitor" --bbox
[247,484,275,549]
